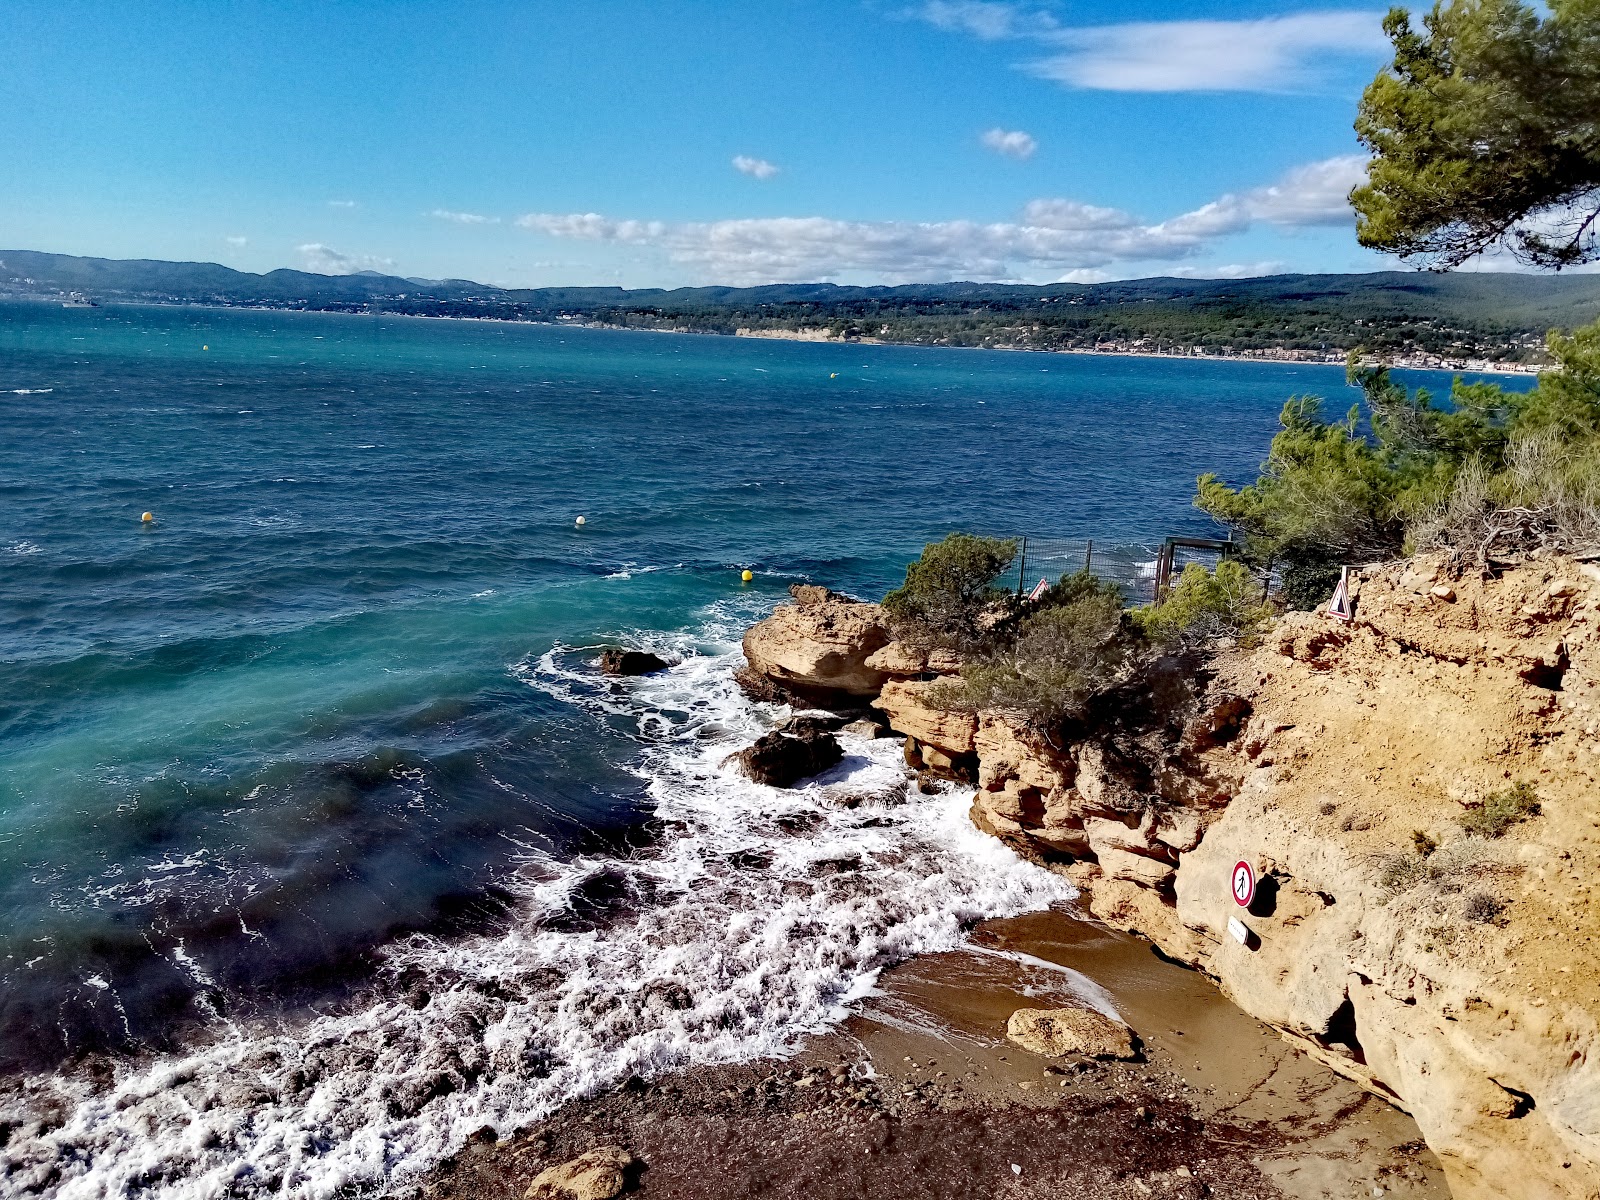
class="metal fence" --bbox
[1007,534,1235,605]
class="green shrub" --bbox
[1278,557,1345,611]
[1459,782,1541,839]
[1130,560,1271,648]
[935,578,1128,728]
[1200,318,1600,567]
[883,533,1018,652]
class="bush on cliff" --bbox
[1198,318,1600,585]
[883,533,1018,652]
[1131,560,1272,649]
[934,571,1130,728]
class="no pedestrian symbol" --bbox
[1232,860,1255,908]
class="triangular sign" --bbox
[1327,566,1353,621]
[1027,577,1049,602]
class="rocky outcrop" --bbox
[862,642,962,676]
[873,678,979,778]
[732,727,844,788]
[873,679,975,754]
[597,648,671,676]
[983,554,1600,1200]
[525,1145,635,1200]
[734,556,1600,1199]
[739,585,891,705]
[1005,1006,1139,1060]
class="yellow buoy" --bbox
[741,569,753,582]
[202,345,209,351]
[574,515,586,527]
[829,372,838,378]
[140,511,154,523]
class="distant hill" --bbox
[7,248,1600,364]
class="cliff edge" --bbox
[740,561,1600,1199]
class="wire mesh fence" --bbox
[1005,534,1235,605]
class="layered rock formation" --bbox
[738,585,891,706]
[738,556,1600,1200]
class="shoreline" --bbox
[416,906,1444,1200]
[3,296,1543,377]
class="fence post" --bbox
[1016,536,1028,596]
[1084,539,1093,575]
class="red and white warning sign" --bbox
[1326,566,1353,622]
[1027,577,1049,602]
[1231,859,1256,908]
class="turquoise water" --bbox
[0,302,1531,1196]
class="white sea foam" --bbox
[5,541,42,556]
[8,388,54,394]
[2,598,1071,1199]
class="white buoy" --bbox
[575,515,586,527]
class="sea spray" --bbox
[2,598,1071,1199]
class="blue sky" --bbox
[2,1,1416,287]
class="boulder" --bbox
[780,713,849,737]
[597,648,671,676]
[741,593,891,703]
[864,641,929,675]
[873,679,976,755]
[839,716,890,739]
[732,728,843,788]
[1005,1007,1138,1060]
[524,1145,635,1200]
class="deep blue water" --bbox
[0,301,1533,1196]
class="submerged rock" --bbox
[597,648,672,676]
[1006,1007,1138,1060]
[524,1144,635,1200]
[733,728,844,788]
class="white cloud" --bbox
[1242,154,1368,225]
[981,127,1037,160]
[1169,260,1286,279]
[429,209,499,225]
[296,243,396,275]
[912,1,1055,41]
[515,155,1365,285]
[1163,155,1368,239]
[327,199,358,209]
[732,155,780,180]
[912,6,1387,92]
[224,236,248,247]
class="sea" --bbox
[0,301,1533,1197]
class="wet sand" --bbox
[411,906,1445,1199]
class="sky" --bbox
[0,1,1437,288]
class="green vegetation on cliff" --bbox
[1196,316,1600,597]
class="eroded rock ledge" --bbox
[738,561,1600,1200]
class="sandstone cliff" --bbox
[739,557,1600,1199]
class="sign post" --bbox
[1231,860,1255,908]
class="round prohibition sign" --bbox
[1231,860,1256,908]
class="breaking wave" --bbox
[1,598,1070,1199]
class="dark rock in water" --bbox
[733,728,844,788]
[598,648,672,675]
[780,712,850,737]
